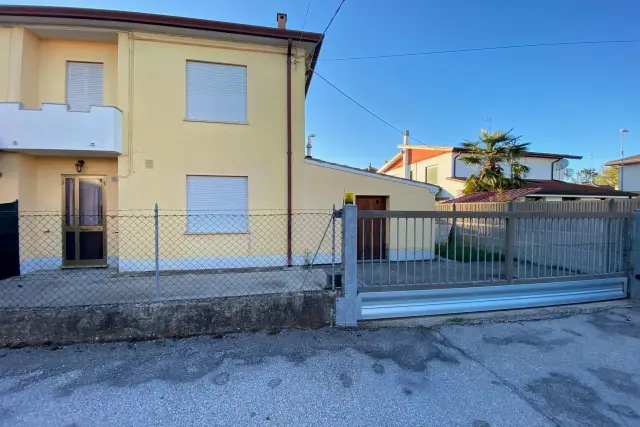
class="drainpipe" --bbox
[551,159,560,180]
[452,152,462,178]
[286,39,293,267]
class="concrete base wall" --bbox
[0,291,336,347]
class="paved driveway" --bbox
[0,304,638,426]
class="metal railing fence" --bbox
[355,210,632,289]
[0,208,340,310]
[437,198,640,213]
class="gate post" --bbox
[336,202,358,326]
[504,202,515,284]
[630,210,640,299]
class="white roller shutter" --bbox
[186,176,249,234]
[66,62,104,112]
[186,61,247,123]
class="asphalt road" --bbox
[0,305,638,427]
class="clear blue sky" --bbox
[5,0,639,171]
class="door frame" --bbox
[61,174,108,267]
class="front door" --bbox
[356,196,387,260]
[62,175,107,267]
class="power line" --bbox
[312,70,428,145]
[298,0,312,43]
[306,0,347,65]
[320,39,640,62]
[321,0,347,35]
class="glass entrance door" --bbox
[62,175,107,267]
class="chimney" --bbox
[306,134,315,158]
[277,13,287,29]
[403,130,410,179]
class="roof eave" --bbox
[377,152,403,173]
[0,5,324,93]
[305,37,323,94]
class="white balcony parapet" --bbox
[0,102,122,155]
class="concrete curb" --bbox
[0,290,336,348]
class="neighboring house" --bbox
[377,144,590,200]
[440,181,637,204]
[0,6,439,274]
[604,155,640,193]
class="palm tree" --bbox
[460,129,531,195]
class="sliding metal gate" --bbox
[336,205,631,325]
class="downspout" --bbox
[551,159,560,180]
[452,152,461,178]
[286,39,293,267]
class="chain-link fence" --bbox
[0,209,340,310]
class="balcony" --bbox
[0,103,122,156]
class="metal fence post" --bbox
[504,202,515,283]
[331,204,336,290]
[629,210,640,299]
[154,203,161,299]
[336,203,358,326]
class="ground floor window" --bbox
[186,175,249,234]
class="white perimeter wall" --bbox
[619,164,640,192]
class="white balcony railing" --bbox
[0,103,122,155]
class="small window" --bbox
[426,166,438,185]
[66,62,104,112]
[186,61,247,123]
[186,176,248,234]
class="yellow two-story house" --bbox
[0,6,438,275]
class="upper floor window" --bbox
[186,61,247,123]
[425,165,438,185]
[66,61,103,112]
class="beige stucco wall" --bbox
[10,155,118,266]
[0,153,20,204]
[116,33,302,211]
[298,161,437,259]
[299,161,435,210]
[19,29,40,109]
[114,33,308,269]
[0,28,11,101]
[0,27,27,103]
[38,40,118,107]
[1,26,437,271]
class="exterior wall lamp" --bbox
[75,160,85,173]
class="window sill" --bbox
[184,118,249,125]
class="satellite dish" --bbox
[555,159,569,170]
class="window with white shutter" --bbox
[186,176,249,234]
[425,166,438,185]
[66,62,104,112]
[186,61,247,123]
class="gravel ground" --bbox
[0,305,638,427]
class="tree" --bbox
[564,168,597,184]
[594,166,618,188]
[461,129,531,195]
